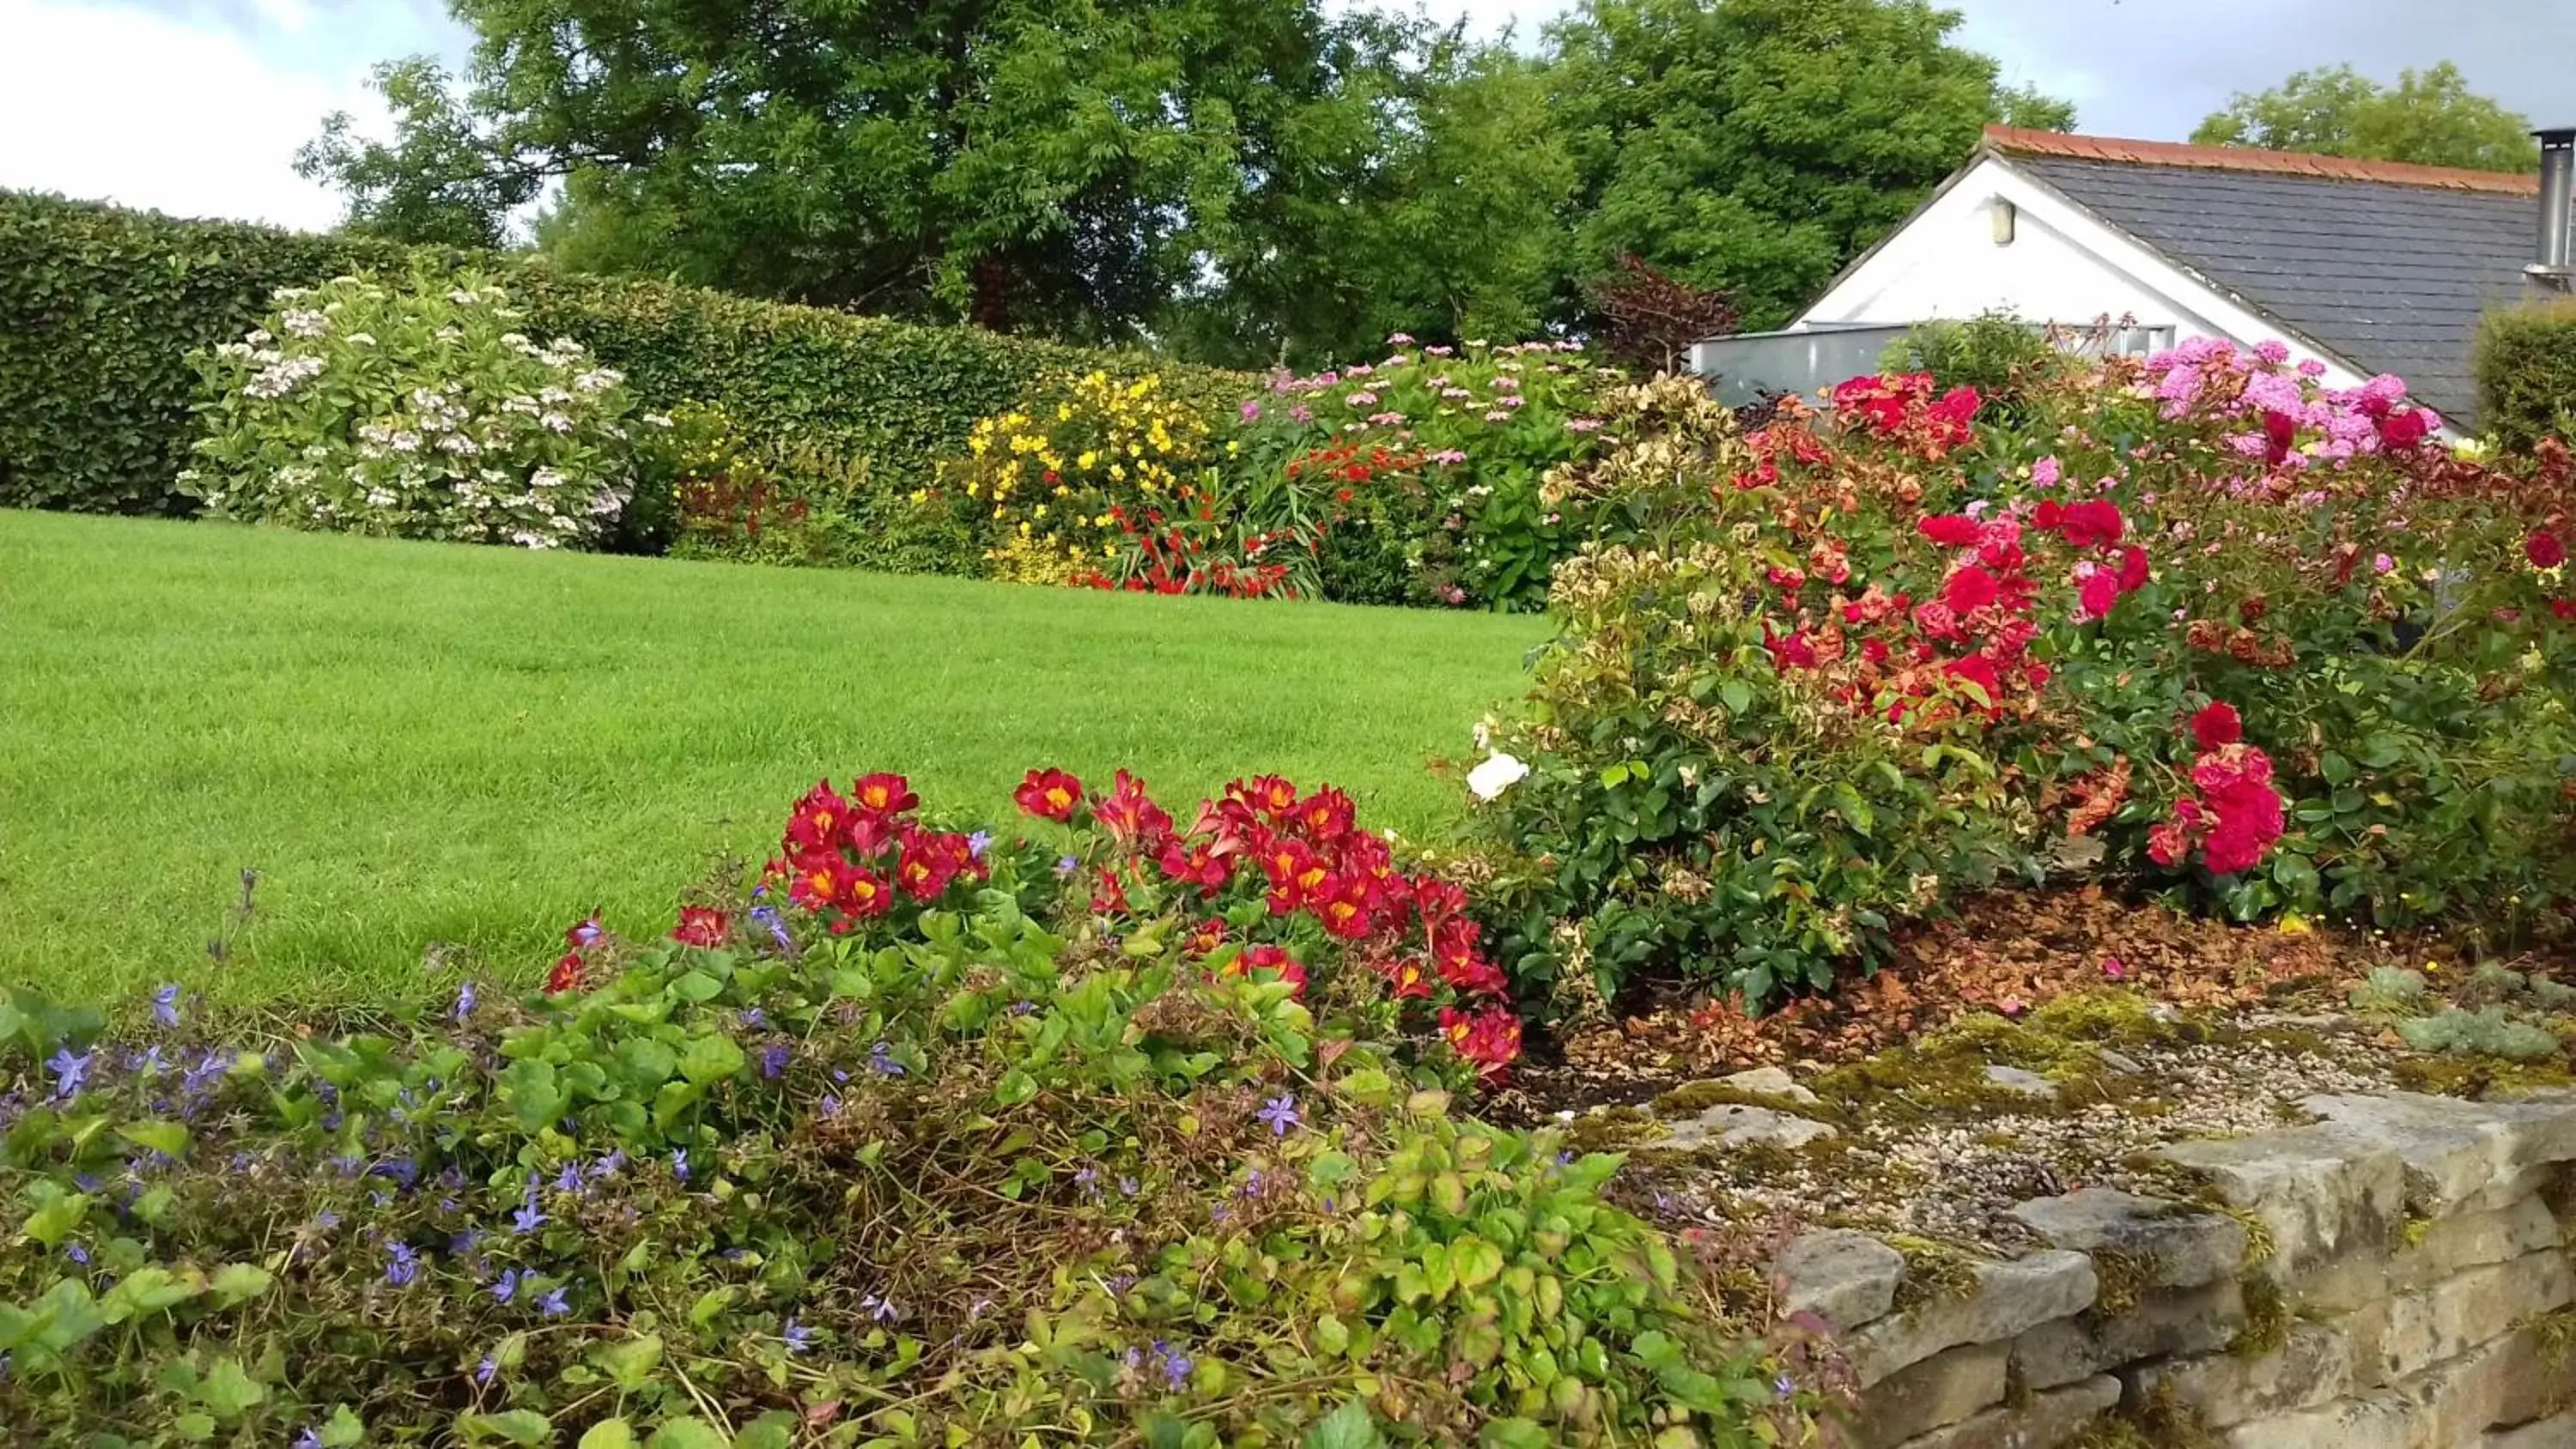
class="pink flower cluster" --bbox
[2147,703,2287,876]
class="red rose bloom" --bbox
[1942,565,2001,613]
[2077,571,2119,620]
[2379,409,2430,450]
[1918,514,1984,549]
[2190,701,2242,750]
[2528,530,2568,570]
[671,906,729,948]
[2117,546,2151,594]
[1015,767,1084,822]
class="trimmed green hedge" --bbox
[2476,299,2576,453]
[0,191,1245,518]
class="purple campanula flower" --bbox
[475,1355,499,1386]
[536,1285,570,1317]
[1073,1166,1102,1199]
[671,1149,689,1183]
[451,1228,484,1257]
[1775,1374,1796,1398]
[1555,1149,1576,1167]
[1155,1340,1193,1390]
[295,1428,323,1449]
[750,905,791,949]
[385,1241,420,1287]
[966,830,992,859]
[1256,1094,1300,1136]
[761,1044,790,1080]
[819,1094,841,1116]
[554,1163,585,1194]
[493,1268,526,1304]
[64,1243,88,1265]
[783,1319,814,1354]
[152,985,180,1028]
[592,1149,625,1179]
[862,1294,897,1323]
[511,1189,546,1234]
[1054,854,1079,878]
[313,1211,341,1231]
[867,1041,904,1076]
[371,1157,420,1190]
[1119,1176,1138,1197]
[453,981,477,1020]
[47,1047,91,1100]
[739,1007,766,1029]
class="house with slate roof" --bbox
[1689,124,2576,433]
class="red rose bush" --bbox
[1475,346,2576,1010]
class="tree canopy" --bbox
[2190,63,2541,174]
[301,0,2070,361]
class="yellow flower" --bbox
[1226,440,1242,456]
[1078,451,1098,470]
[2277,914,2312,937]
[1057,404,1073,421]
[1109,464,1127,481]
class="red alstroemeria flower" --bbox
[1384,957,1436,1000]
[894,826,974,900]
[786,781,852,854]
[1015,767,1084,822]
[788,854,850,915]
[1260,837,1329,914]
[1241,774,1302,822]
[1157,836,1230,895]
[671,906,729,949]
[849,773,919,818]
[1091,867,1131,917]
[1225,943,1308,998]
[1184,918,1229,956]
[1295,787,1356,845]
[1439,1005,1523,1082]
[1093,769,1174,850]
[545,950,589,996]
[839,867,893,920]
[1313,876,1374,939]
[1413,876,1467,930]
[2190,701,2243,750]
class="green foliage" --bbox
[1545,0,2075,329]
[0,191,1245,520]
[0,192,411,513]
[0,812,1803,1444]
[2476,300,2576,454]
[1880,311,2071,421]
[2395,1006,2563,1061]
[2191,63,2541,173]
[181,269,654,549]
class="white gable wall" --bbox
[1795,157,2395,409]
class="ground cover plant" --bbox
[1468,348,2576,1014]
[0,772,1819,1446]
[0,511,1546,1009]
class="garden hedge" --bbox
[2476,298,2576,454]
[0,191,1244,517]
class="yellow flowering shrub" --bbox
[944,370,1212,583]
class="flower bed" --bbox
[1469,347,2576,1013]
[0,769,1820,1446]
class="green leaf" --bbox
[677,1032,746,1086]
[102,1265,202,1321]
[209,1262,274,1307]
[669,971,725,1003]
[115,1119,189,1159]
[580,1420,639,1449]
[1719,680,1754,714]
[591,1332,663,1391]
[646,1416,730,1449]
[502,1058,562,1134]
[21,1185,90,1246]
[197,1357,266,1420]
[993,1068,1039,1106]
[1479,1419,1552,1449]
[732,1416,793,1449]
[1303,1400,1382,1449]
[461,1410,554,1446]
[320,1404,367,1448]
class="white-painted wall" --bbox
[1785,156,2395,410]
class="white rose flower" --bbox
[1466,753,1530,801]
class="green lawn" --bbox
[0,511,1546,1008]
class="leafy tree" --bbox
[1544,0,2074,330]
[303,0,1419,343]
[1164,37,1579,367]
[2191,63,2540,173]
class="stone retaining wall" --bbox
[1773,1090,2576,1447]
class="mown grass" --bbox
[0,511,1546,1008]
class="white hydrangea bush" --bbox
[180,270,669,549]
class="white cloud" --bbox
[0,0,386,230]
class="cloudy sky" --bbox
[5,0,2571,232]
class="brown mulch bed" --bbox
[1489,886,2571,1123]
